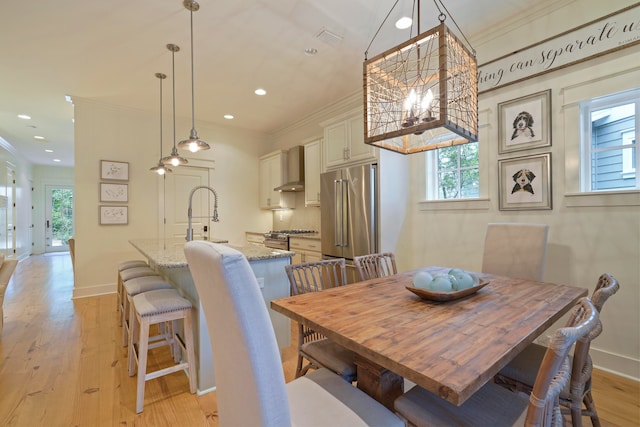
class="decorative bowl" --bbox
[406,278,489,302]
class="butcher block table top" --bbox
[271,266,587,406]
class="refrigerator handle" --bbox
[341,179,348,247]
[334,179,341,247]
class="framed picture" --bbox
[498,153,552,211]
[99,205,128,225]
[498,90,551,154]
[100,183,128,202]
[101,160,129,181]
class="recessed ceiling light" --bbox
[224,114,234,120]
[18,114,31,120]
[254,88,267,96]
[34,136,46,140]
[395,17,412,29]
[304,48,318,56]
[45,149,53,153]
[53,159,61,162]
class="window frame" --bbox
[425,142,480,201]
[579,88,639,192]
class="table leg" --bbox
[355,355,404,410]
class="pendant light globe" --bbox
[177,0,210,153]
[162,43,188,166]
[150,72,173,175]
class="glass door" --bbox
[45,185,74,252]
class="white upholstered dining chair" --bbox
[183,241,403,427]
[495,273,620,427]
[394,297,599,427]
[481,222,549,281]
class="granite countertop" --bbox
[130,238,294,269]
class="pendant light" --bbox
[363,0,478,154]
[150,73,172,175]
[177,0,210,153]
[162,43,189,167]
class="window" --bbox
[580,88,639,192]
[426,142,479,200]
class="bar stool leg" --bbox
[136,319,151,414]
[183,309,197,393]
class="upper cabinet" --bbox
[323,111,376,170]
[304,139,322,207]
[259,150,294,210]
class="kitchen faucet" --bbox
[186,185,220,241]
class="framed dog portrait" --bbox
[498,153,552,211]
[498,90,551,154]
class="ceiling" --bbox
[0,0,549,167]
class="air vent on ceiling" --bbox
[315,27,343,46]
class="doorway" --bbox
[162,166,211,240]
[45,185,74,253]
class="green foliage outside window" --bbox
[52,189,73,245]
[437,142,479,199]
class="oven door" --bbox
[264,238,288,251]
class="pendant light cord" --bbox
[159,75,163,157]
[365,0,400,60]
[172,49,177,150]
[189,8,196,131]
[365,0,475,59]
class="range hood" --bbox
[274,146,305,192]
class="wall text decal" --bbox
[478,4,640,94]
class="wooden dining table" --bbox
[271,266,587,409]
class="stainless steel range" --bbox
[263,229,317,250]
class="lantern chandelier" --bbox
[177,0,210,153]
[162,43,189,167]
[363,0,478,154]
[150,72,172,175]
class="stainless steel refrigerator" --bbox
[321,163,378,282]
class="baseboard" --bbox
[197,385,216,396]
[591,347,640,382]
[72,282,116,299]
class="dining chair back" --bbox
[481,222,549,281]
[285,259,356,382]
[394,297,599,427]
[354,252,398,281]
[286,258,347,295]
[184,241,403,427]
[496,273,620,427]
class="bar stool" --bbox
[122,275,173,346]
[117,266,156,326]
[128,288,196,413]
[117,261,149,322]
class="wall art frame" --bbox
[498,152,552,211]
[99,205,128,225]
[100,160,129,181]
[100,183,128,202]
[498,90,551,154]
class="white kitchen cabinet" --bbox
[323,112,376,170]
[304,139,322,207]
[259,150,294,210]
[289,237,322,264]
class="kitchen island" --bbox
[129,238,294,394]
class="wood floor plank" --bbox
[0,252,637,426]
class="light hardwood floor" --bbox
[0,253,638,426]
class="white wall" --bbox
[72,98,271,298]
[269,1,640,379]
